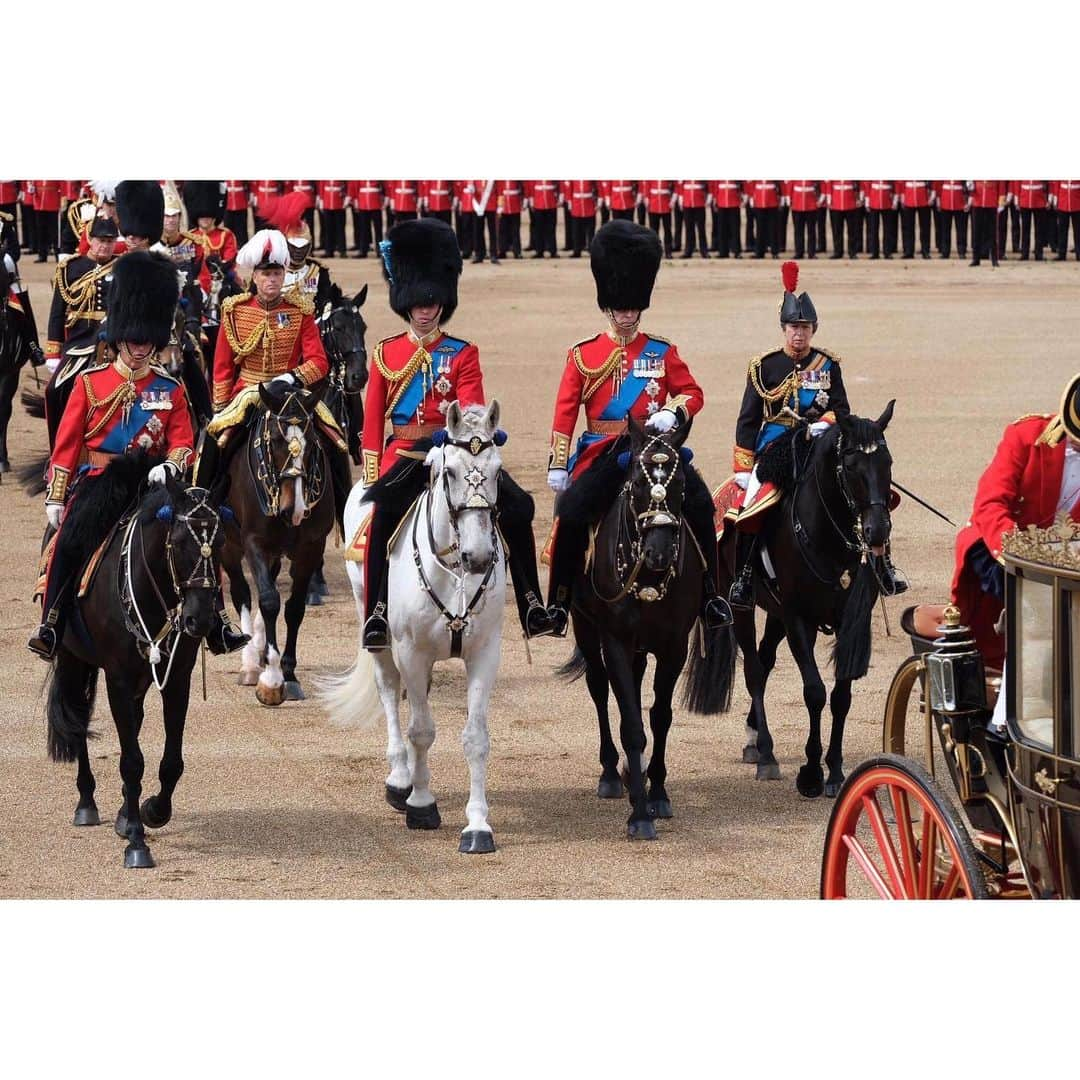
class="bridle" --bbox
[318,304,367,398]
[119,486,223,690]
[254,390,324,517]
[594,433,684,605]
[411,433,501,654]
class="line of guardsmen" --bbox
[6,182,1080,267]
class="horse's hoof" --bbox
[756,761,782,782]
[123,845,155,870]
[385,784,413,813]
[459,829,496,854]
[824,778,844,799]
[597,777,624,799]
[796,765,825,799]
[647,799,674,820]
[741,745,761,764]
[238,670,259,687]
[140,797,172,829]
[317,580,330,597]
[627,819,658,841]
[406,802,441,830]
[283,680,305,701]
[114,810,129,838]
[255,681,285,707]
[306,591,323,607]
[73,805,100,827]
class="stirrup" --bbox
[524,601,557,639]
[27,625,57,661]
[363,604,390,651]
[703,596,734,629]
[547,604,570,639]
[207,615,250,656]
[728,572,755,612]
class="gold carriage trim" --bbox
[733,445,755,471]
[362,449,380,485]
[549,431,571,470]
[1001,514,1080,573]
[47,465,70,503]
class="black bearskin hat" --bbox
[88,214,119,239]
[590,220,662,311]
[779,261,818,326]
[106,250,180,351]
[380,218,462,323]
[183,180,225,224]
[115,180,165,240]
[1061,372,1080,443]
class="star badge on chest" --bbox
[435,375,452,396]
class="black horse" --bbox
[307,282,368,606]
[0,265,41,473]
[201,255,244,361]
[558,416,733,840]
[221,382,337,704]
[44,464,227,868]
[715,404,897,797]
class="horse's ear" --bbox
[354,283,368,308]
[485,399,500,432]
[258,382,277,411]
[163,465,183,504]
[445,400,463,435]
[877,399,896,431]
[669,413,692,449]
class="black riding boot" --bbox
[496,474,555,638]
[878,544,909,596]
[15,290,45,366]
[544,515,590,638]
[362,506,393,651]
[327,444,353,538]
[728,530,758,611]
[205,594,251,655]
[191,429,221,490]
[28,533,74,660]
[684,491,733,629]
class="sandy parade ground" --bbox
[3,246,1077,900]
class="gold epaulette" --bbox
[52,261,67,289]
[815,345,841,363]
[149,364,181,385]
[643,332,673,345]
[83,360,111,376]
[570,333,602,350]
[220,292,248,316]
[282,291,315,317]
[1031,414,1063,446]
[306,257,325,270]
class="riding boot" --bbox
[28,533,75,660]
[878,545,909,597]
[15,289,45,366]
[684,496,733,629]
[728,530,758,611]
[362,506,393,651]
[205,593,251,655]
[191,429,221,490]
[327,444,352,538]
[497,474,555,638]
[544,515,590,638]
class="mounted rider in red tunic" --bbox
[543,219,732,636]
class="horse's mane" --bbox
[136,483,173,524]
[327,281,344,306]
[837,413,882,447]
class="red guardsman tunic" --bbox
[360,328,484,484]
[547,330,704,478]
[211,292,328,411]
[193,225,239,292]
[45,357,195,503]
[952,413,1080,669]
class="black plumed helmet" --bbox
[590,220,662,311]
[115,180,165,240]
[183,180,225,223]
[106,250,179,350]
[381,218,462,323]
[779,260,818,326]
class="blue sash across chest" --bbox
[98,375,177,454]
[598,338,670,421]
[391,336,467,426]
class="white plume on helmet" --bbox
[236,229,290,271]
[88,180,118,204]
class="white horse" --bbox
[320,401,507,853]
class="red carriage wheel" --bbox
[821,755,989,899]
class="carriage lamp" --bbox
[926,606,988,715]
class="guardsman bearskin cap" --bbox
[88,213,119,240]
[779,261,818,326]
[116,181,165,240]
[590,220,662,312]
[1060,373,1080,443]
[183,181,225,224]
[106,250,180,351]
[380,218,462,323]
[236,229,290,272]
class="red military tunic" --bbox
[194,225,239,292]
[211,293,328,411]
[642,181,675,215]
[526,181,560,211]
[1053,181,1080,213]
[45,357,195,504]
[1014,181,1049,210]
[825,181,860,212]
[0,181,18,203]
[563,181,597,218]
[361,329,484,484]
[709,181,743,209]
[348,181,384,211]
[33,181,62,213]
[970,181,1005,210]
[747,181,781,209]
[605,181,637,212]
[495,181,523,214]
[225,181,249,212]
[678,181,709,209]
[898,181,932,208]
[317,181,346,211]
[287,180,316,202]
[864,180,897,211]
[454,180,476,213]
[59,181,86,202]
[252,181,281,214]
[952,413,1080,670]
[548,330,704,478]
[387,181,419,215]
[787,180,821,212]
[420,181,454,214]
[937,181,970,211]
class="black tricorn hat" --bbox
[381,217,462,323]
[88,214,119,239]
[183,180,225,224]
[779,260,818,325]
[106,250,179,351]
[1061,372,1080,443]
[116,180,165,240]
[590,220,662,311]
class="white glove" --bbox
[547,468,570,493]
[270,372,297,387]
[733,472,751,491]
[809,421,831,437]
[645,409,677,434]
[46,501,63,529]
[148,462,177,485]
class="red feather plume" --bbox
[781,260,799,293]
[262,191,314,233]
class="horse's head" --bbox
[834,400,896,553]
[320,283,368,394]
[434,400,503,574]
[626,413,690,575]
[154,471,229,640]
[256,381,324,526]
[159,305,187,377]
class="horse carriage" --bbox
[821,516,1080,899]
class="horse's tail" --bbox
[45,651,99,763]
[16,451,49,497]
[681,621,738,715]
[555,647,589,683]
[316,637,383,730]
[21,387,46,420]
[832,559,879,681]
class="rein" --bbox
[252,391,325,518]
